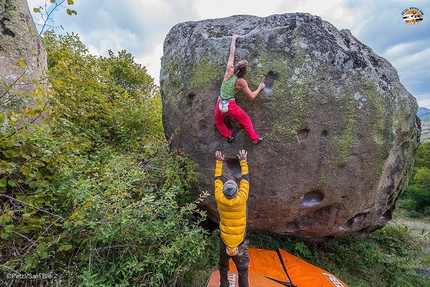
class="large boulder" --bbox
[160,13,420,242]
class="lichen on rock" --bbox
[0,0,47,96]
[160,13,420,241]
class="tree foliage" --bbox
[414,141,430,169]
[401,141,430,216]
[1,32,210,286]
[44,31,163,151]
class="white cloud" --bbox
[417,96,430,109]
[384,46,430,97]
[136,43,164,84]
[192,0,356,30]
[87,45,101,56]
[285,0,356,27]
[193,0,281,19]
[384,43,415,58]
[383,40,429,59]
[28,0,430,105]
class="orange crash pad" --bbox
[205,248,348,287]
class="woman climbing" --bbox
[214,35,265,144]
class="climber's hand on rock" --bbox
[258,82,265,90]
[215,151,224,161]
[237,150,247,161]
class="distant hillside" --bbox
[418,107,430,143]
[418,107,430,120]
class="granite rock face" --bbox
[0,0,47,95]
[160,13,420,241]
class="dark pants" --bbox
[219,239,249,287]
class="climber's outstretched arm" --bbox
[223,35,239,81]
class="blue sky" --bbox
[29,0,430,108]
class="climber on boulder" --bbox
[214,35,265,144]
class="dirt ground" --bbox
[395,216,430,235]
[391,216,430,265]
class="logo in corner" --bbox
[402,7,424,24]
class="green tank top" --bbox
[219,74,238,100]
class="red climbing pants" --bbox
[214,100,259,141]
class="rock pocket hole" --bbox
[341,213,365,229]
[198,119,207,129]
[186,93,195,107]
[261,71,277,97]
[380,209,392,222]
[297,129,309,142]
[276,222,299,234]
[264,71,277,88]
[225,158,241,179]
[302,190,324,207]
[321,130,328,141]
[197,119,208,138]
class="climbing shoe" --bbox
[252,137,263,144]
[227,135,234,143]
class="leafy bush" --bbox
[401,141,430,216]
[1,32,209,286]
[58,148,208,286]
[44,31,163,152]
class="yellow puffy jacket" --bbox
[214,159,249,248]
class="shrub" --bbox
[401,141,430,216]
[1,32,209,287]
